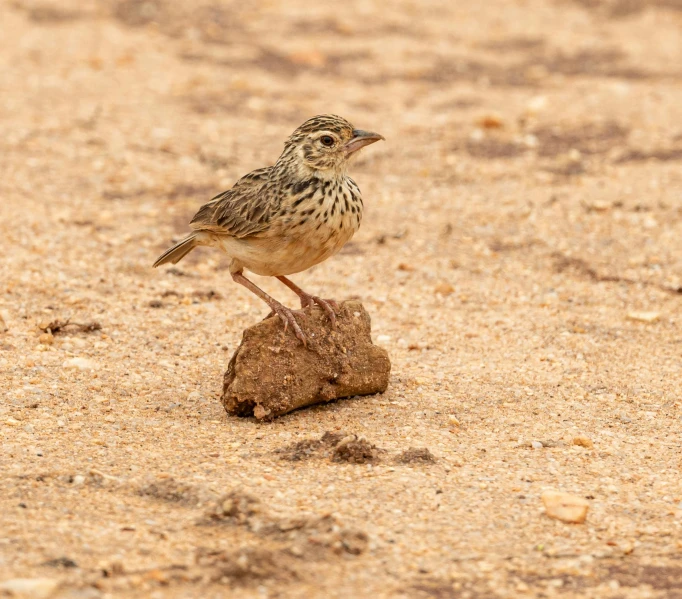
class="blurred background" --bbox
[3,0,682,290]
[2,1,682,596]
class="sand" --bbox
[1,0,681,597]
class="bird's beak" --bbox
[344,129,385,154]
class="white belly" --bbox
[205,217,357,276]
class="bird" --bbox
[153,114,384,344]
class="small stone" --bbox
[587,200,611,212]
[567,148,582,162]
[448,415,460,426]
[542,490,589,523]
[476,114,504,129]
[0,578,59,598]
[526,95,548,114]
[62,357,97,370]
[531,441,543,449]
[627,311,660,323]
[5,417,20,426]
[39,333,54,345]
[287,49,327,67]
[72,475,86,485]
[573,435,594,449]
[434,282,455,296]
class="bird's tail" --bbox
[153,234,199,268]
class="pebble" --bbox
[62,357,97,370]
[627,311,660,323]
[531,441,543,449]
[526,95,548,114]
[572,435,594,449]
[434,282,455,296]
[0,578,59,598]
[39,333,54,345]
[476,113,504,129]
[542,490,589,524]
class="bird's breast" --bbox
[228,178,364,276]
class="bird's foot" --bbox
[266,304,307,345]
[299,295,338,327]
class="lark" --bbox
[153,114,384,343]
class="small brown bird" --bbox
[153,114,384,343]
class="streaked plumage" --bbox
[153,114,383,343]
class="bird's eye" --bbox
[320,135,335,147]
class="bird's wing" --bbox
[189,167,276,238]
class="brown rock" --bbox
[572,435,594,449]
[542,490,589,524]
[222,301,391,420]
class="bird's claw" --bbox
[270,304,307,345]
[300,295,338,328]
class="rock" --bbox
[434,282,455,296]
[222,301,390,420]
[39,333,54,345]
[62,357,97,370]
[572,435,594,449]
[542,490,589,524]
[0,578,59,598]
[476,113,504,129]
[627,311,660,323]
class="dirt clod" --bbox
[222,301,391,419]
[138,478,210,507]
[275,431,344,461]
[396,447,436,464]
[38,319,102,335]
[41,557,78,569]
[332,436,378,464]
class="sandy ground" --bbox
[2,0,682,597]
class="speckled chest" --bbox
[278,176,364,247]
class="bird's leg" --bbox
[276,276,338,327]
[231,271,307,345]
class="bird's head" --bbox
[281,114,384,176]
